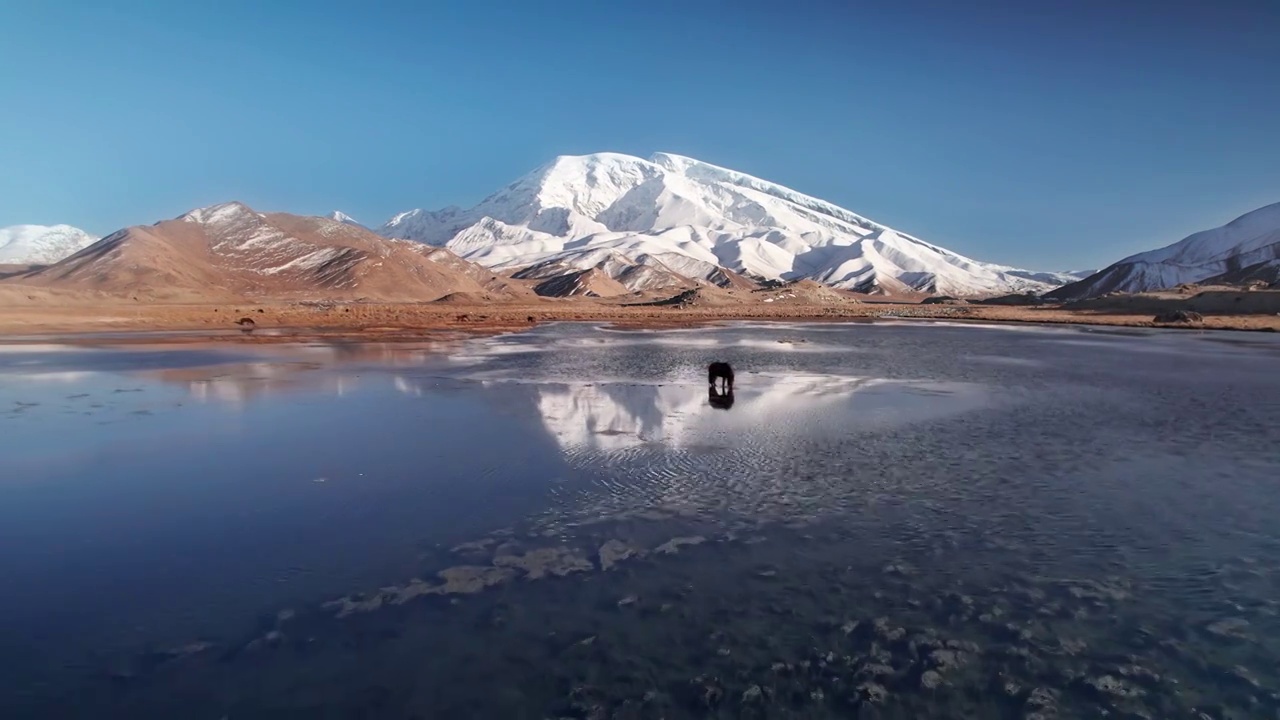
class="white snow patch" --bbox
[261,247,345,275]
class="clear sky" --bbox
[1,0,1277,271]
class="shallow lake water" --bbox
[1,321,1278,719]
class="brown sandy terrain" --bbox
[0,290,1276,343]
[1063,286,1280,315]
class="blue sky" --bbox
[1,0,1277,270]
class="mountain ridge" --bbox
[11,202,532,302]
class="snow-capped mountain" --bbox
[1049,202,1280,300]
[0,224,98,265]
[329,211,364,228]
[1004,268,1095,286]
[380,152,1069,296]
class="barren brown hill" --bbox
[1064,287,1280,316]
[0,264,35,281]
[511,251,697,297]
[4,202,535,303]
[528,267,631,298]
[752,278,863,306]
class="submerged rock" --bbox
[493,547,593,579]
[1116,664,1162,685]
[1085,674,1145,699]
[857,682,888,704]
[655,536,707,555]
[920,670,944,690]
[323,564,518,617]
[872,617,905,642]
[165,641,216,659]
[450,538,497,554]
[435,565,517,593]
[1026,687,1059,709]
[690,675,724,709]
[855,663,895,681]
[928,648,966,671]
[598,539,641,571]
[1205,617,1252,639]
[244,630,284,652]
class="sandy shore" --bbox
[0,299,1276,343]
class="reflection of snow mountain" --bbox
[535,375,898,451]
[148,363,360,405]
[521,374,995,530]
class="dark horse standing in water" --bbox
[707,362,734,410]
[706,363,737,409]
[707,361,734,392]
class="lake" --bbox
[1,321,1278,719]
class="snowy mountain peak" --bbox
[1050,201,1280,299]
[328,211,364,228]
[0,224,100,265]
[379,152,1071,296]
[1123,201,1280,266]
[181,202,257,226]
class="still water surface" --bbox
[1,322,1277,719]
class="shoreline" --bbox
[0,301,1277,345]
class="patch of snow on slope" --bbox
[182,202,256,226]
[329,211,364,228]
[261,247,346,275]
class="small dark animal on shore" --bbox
[236,317,256,330]
[708,361,734,391]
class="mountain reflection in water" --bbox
[523,374,987,452]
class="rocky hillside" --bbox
[8,203,533,302]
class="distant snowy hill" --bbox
[379,152,1069,296]
[328,211,365,228]
[1050,202,1280,300]
[0,224,98,265]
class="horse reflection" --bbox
[708,386,735,410]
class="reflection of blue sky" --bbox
[0,357,575,661]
